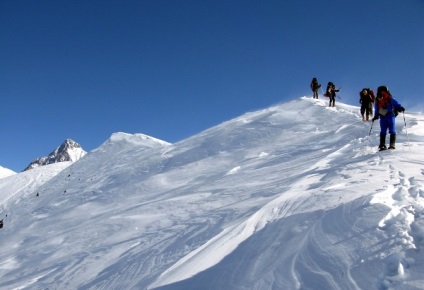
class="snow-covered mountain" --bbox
[0,97,423,290]
[0,166,15,179]
[23,139,87,171]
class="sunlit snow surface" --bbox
[1,97,424,290]
[0,166,15,179]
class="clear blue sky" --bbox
[1,0,423,172]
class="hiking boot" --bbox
[379,134,387,151]
[388,134,396,149]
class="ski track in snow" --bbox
[1,97,424,290]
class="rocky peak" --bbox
[23,139,87,171]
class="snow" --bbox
[0,166,15,179]
[1,97,424,290]
[66,146,86,162]
[0,163,70,211]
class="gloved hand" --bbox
[398,106,405,112]
[372,115,379,121]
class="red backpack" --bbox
[376,91,391,109]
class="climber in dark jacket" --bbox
[325,82,340,107]
[310,78,321,99]
[359,88,375,121]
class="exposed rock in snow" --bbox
[23,139,86,171]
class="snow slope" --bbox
[0,97,423,290]
[0,166,15,179]
[0,163,70,215]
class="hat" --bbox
[377,86,390,98]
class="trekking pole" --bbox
[319,87,325,97]
[403,112,411,150]
[369,120,374,136]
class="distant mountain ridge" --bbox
[23,139,86,171]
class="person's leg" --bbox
[365,105,370,121]
[379,118,389,150]
[361,106,365,120]
[388,117,397,149]
[379,134,387,150]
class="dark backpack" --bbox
[310,78,320,91]
[360,88,373,104]
[326,84,334,97]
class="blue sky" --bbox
[1,0,423,172]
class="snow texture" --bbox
[1,97,424,290]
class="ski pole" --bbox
[320,87,325,97]
[369,120,374,136]
[403,112,411,150]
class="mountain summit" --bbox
[23,139,86,171]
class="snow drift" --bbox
[0,97,423,290]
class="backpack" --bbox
[376,86,399,117]
[326,84,333,97]
[323,88,329,97]
[360,88,374,104]
[376,91,391,108]
[359,89,367,103]
[310,78,320,91]
[367,89,375,102]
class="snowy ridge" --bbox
[93,132,171,154]
[0,166,15,179]
[0,97,424,290]
[109,132,171,146]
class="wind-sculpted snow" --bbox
[0,97,423,290]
